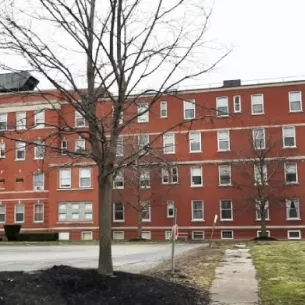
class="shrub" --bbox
[4,225,22,241]
[17,232,59,241]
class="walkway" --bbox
[209,246,259,305]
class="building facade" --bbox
[0,78,305,241]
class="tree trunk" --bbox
[98,173,113,275]
[137,209,143,239]
[260,211,268,238]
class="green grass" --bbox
[250,241,305,305]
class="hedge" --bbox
[4,225,22,241]
[17,232,59,241]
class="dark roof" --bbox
[0,71,39,92]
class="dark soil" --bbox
[128,238,149,242]
[252,236,277,241]
[0,265,208,305]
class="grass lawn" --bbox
[250,241,305,305]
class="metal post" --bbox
[209,214,218,248]
[171,208,177,274]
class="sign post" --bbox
[171,208,178,274]
[209,214,218,248]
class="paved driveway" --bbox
[0,243,203,273]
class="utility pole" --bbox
[171,208,177,274]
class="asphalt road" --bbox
[0,243,203,273]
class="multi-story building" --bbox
[0,74,305,241]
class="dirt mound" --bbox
[252,236,277,241]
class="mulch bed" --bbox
[0,265,207,305]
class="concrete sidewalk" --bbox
[209,246,259,305]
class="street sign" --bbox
[172,224,179,240]
[214,214,218,224]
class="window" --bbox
[191,166,202,187]
[162,167,178,184]
[113,231,124,240]
[16,141,26,160]
[34,110,45,128]
[33,172,44,191]
[16,178,24,183]
[163,133,175,154]
[0,142,5,158]
[256,201,270,220]
[219,165,231,186]
[81,231,93,240]
[34,203,44,223]
[216,97,229,116]
[0,205,5,223]
[140,168,150,188]
[289,91,302,112]
[285,163,298,184]
[221,230,233,239]
[189,132,201,152]
[167,200,174,218]
[0,113,7,131]
[251,94,264,115]
[254,164,267,185]
[220,200,233,220]
[192,200,204,221]
[113,170,124,189]
[34,141,45,159]
[16,112,26,130]
[165,231,172,240]
[58,202,93,222]
[138,134,149,155]
[75,110,85,127]
[286,199,300,220]
[142,231,151,240]
[137,103,149,123]
[15,204,24,223]
[183,99,195,119]
[142,202,151,222]
[59,168,71,188]
[283,126,296,147]
[160,101,168,118]
[171,167,178,183]
[252,128,265,149]
[233,95,241,113]
[192,231,204,240]
[217,130,230,151]
[288,230,301,240]
[75,139,86,153]
[257,230,270,238]
[61,140,68,155]
[113,202,124,221]
[79,168,91,188]
[116,136,124,157]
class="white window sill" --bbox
[184,117,195,120]
[15,159,25,161]
[233,111,241,114]
[255,219,270,221]
[160,116,168,119]
[285,182,299,185]
[221,237,234,240]
[288,237,301,240]
[192,219,204,222]
[34,158,44,160]
[163,152,176,155]
[56,221,94,224]
[283,146,297,149]
[142,220,151,222]
[79,186,92,189]
[189,151,202,154]
[167,216,174,219]
[137,121,149,124]
[251,112,265,116]
[219,184,232,187]
[289,110,303,113]
[220,219,233,221]
[217,150,230,152]
[190,184,203,188]
[14,222,24,224]
[217,115,229,118]
[0,157,6,159]
[57,188,94,191]
[75,125,87,128]
[286,218,301,221]
[33,221,44,224]
[113,220,125,223]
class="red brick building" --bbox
[0,77,305,241]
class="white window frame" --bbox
[16,111,26,130]
[256,201,270,221]
[81,231,93,240]
[160,101,168,118]
[113,231,124,240]
[113,170,124,189]
[163,133,175,154]
[287,230,301,240]
[113,202,125,222]
[284,162,298,184]
[219,165,231,186]
[189,131,201,153]
[0,142,5,158]
[251,94,264,115]
[75,139,86,153]
[220,199,233,221]
[33,203,44,223]
[0,113,7,131]
[59,168,72,189]
[171,167,179,183]
[254,164,268,185]
[165,231,172,240]
[183,99,195,119]
[233,95,241,113]
[192,231,204,240]
[289,91,302,113]
[167,200,175,218]
[33,172,44,191]
[221,230,234,240]
[216,96,229,117]
[137,103,149,123]
[282,126,296,148]
[161,168,169,184]
[140,168,150,188]
[191,200,204,221]
[34,141,45,160]
[16,141,26,160]
[190,166,203,187]
[0,205,6,224]
[138,134,149,155]
[116,136,124,157]
[75,110,86,127]
[34,109,45,128]
[15,204,25,224]
[252,128,266,150]
[142,231,151,240]
[61,140,68,155]
[142,202,151,222]
[286,199,300,220]
[257,230,270,238]
[79,168,91,188]
[217,130,230,152]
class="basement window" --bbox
[221,230,234,239]
[288,230,301,240]
[16,178,24,183]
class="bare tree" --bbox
[0,0,228,274]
